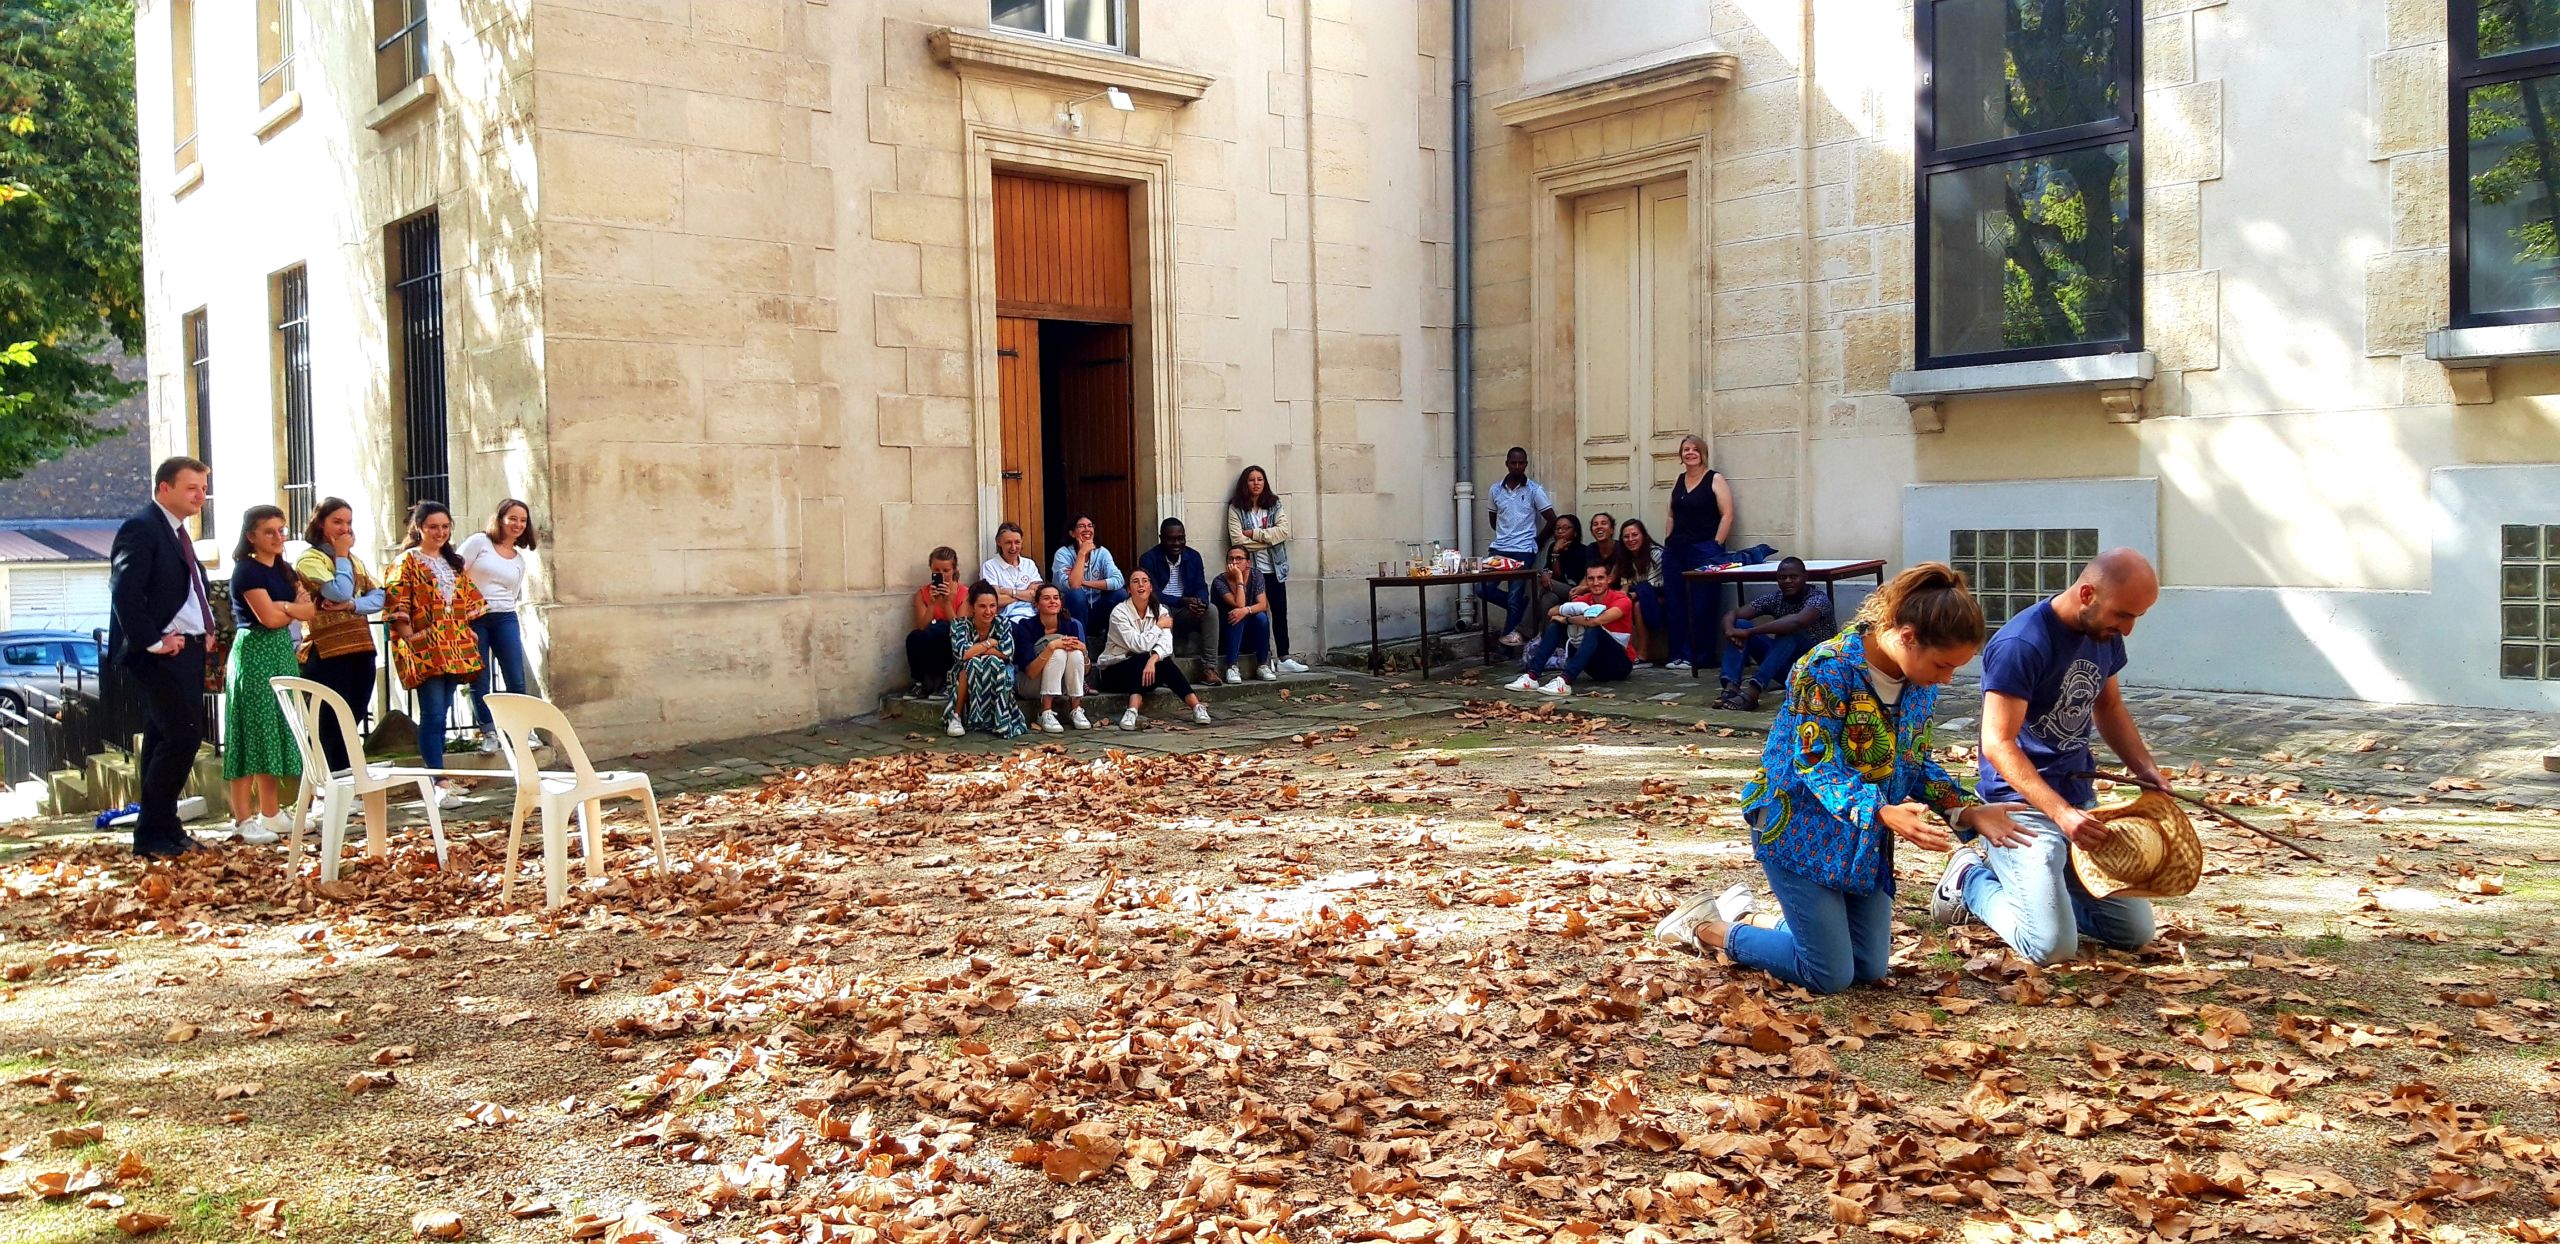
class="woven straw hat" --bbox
[2070,790,2204,900]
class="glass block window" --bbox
[2500,523,2560,679]
[1949,527,2099,625]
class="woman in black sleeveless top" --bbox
[1662,434,1736,671]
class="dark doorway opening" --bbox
[1037,320,1135,563]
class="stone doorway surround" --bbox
[928,28,1212,544]
[1487,40,1739,520]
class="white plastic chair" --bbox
[271,676,449,881]
[485,693,666,909]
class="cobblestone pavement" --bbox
[16,663,2557,844]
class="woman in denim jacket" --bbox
[1656,563,2031,993]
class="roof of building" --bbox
[0,523,119,565]
[0,347,149,523]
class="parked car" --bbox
[0,629,103,715]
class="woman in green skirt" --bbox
[224,506,315,844]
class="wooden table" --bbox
[1679,558,1889,678]
[1366,568,1537,678]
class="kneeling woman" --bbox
[1656,563,2028,994]
[946,583,1028,739]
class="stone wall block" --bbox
[1714,190,1800,243]
[654,234,794,292]
[2145,269,2221,371]
[872,295,970,349]
[537,72,648,137]
[1318,442,1379,495]
[1851,145,1911,228]
[2145,80,2223,184]
[1840,308,1910,395]
[543,132,684,228]
[877,393,974,449]
[1714,285,1807,339]
[1713,236,1806,290]
[1713,335,1805,390]
[2145,182,2203,271]
[2387,0,2447,49]
[684,90,787,155]
[870,191,968,248]
[1718,150,1799,201]
[550,281,743,345]
[2364,249,2448,355]
[2144,15,2194,90]
[2370,45,2448,161]
[2391,151,2449,251]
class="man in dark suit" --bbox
[108,456,214,858]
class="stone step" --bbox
[877,662,1339,723]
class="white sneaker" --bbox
[1538,676,1571,697]
[1118,708,1140,731]
[1278,657,1310,674]
[427,783,458,809]
[1068,707,1091,730]
[1932,842,1985,926]
[1506,673,1539,692]
[1653,883,1756,953]
[235,816,281,846]
[1225,665,1243,685]
[945,717,966,737]
[1665,659,1693,671]
[1192,703,1213,725]
[478,733,503,755]
[1037,710,1063,733]
[1256,664,1278,681]
[1630,659,1655,671]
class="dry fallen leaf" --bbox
[115,1210,173,1236]
[161,1022,197,1044]
[345,1069,397,1096]
[410,1208,467,1239]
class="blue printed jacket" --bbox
[1738,625,1975,895]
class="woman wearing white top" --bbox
[458,498,535,753]
[978,522,1044,622]
[1092,569,1211,730]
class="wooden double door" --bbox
[992,173,1138,561]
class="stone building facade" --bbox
[137,0,2560,750]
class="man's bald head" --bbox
[2063,547,2157,641]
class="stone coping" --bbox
[1889,350,2156,431]
[364,74,439,133]
[1487,39,1741,132]
[928,26,1213,106]
[2424,323,2560,404]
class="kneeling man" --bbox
[1933,548,2169,963]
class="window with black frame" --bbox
[1916,0,2140,369]
[2453,1,2560,325]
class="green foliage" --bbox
[0,0,142,480]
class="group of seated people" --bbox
[1500,520,1834,704]
[903,469,1313,738]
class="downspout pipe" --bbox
[1451,0,1476,562]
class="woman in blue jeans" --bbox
[1660,435,1736,671]
[1653,563,2030,993]
[459,499,536,752]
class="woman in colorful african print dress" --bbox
[387,501,486,800]
[1654,563,2032,994]
[223,505,316,844]
[945,582,1027,740]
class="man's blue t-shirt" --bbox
[1975,600,2127,808]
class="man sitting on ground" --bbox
[1714,556,1832,710]
[1505,562,1634,697]
[1933,548,2171,965]
[904,546,963,698]
[1138,518,1213,680]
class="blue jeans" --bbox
[1961,808,2157,964]
[470,611,530,734]
[1664,540,1729,667]
[1726,855,1896,995]
[1476,548,1536,637]
[1521,622,1631,684]
[1062,587,1126,637]
[1221,612,1272,667]
[1719,628,1818,688]
[414,674,469,770]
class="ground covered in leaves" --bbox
[0,702,2554,1244]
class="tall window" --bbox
[373,0,429,102]
[991,0,1125,51]
[274,267,314,529]
[392,212,448,509]
[170,0,198,171]
[183,308,212,482]
[2452,1,2560,325]
[1915,0,2140,368]
[258,0,294,109]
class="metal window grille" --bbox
[392,213,448,510]
[2500,524,2560,679]
[276,267,315,529]
[1948,527,2099,626]
[184,309,212,479]
[373,0,429,102]
[1913,0,2142,369]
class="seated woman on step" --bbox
[1094,569,1212,731]
[945,583,1027,740]
[1013,583,1091,734]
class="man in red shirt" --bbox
[1506,562,1634,697]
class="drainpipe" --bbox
[1451,0,1477,568]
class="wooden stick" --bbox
[2074,768,2323,862]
